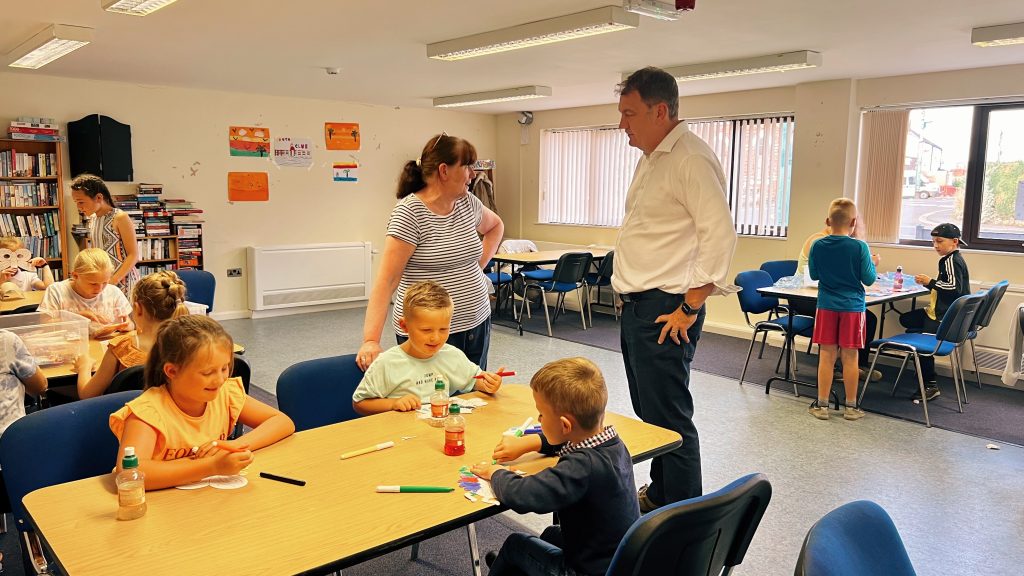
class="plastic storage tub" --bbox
[0,310,89,367]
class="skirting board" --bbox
[212,300,367,321]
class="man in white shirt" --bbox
[613,67,738,511]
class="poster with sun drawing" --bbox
[325,122,360,150]
[229,126,271,157]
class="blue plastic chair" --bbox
[734,270,815,395]
[606,473,772,576]
[519,252,593,336]
[964,281,1008,390]
[795,500,916,576]
[0,391,141,575]
[275,354,362,432]
[759,260,798,282]
[177,269,216,313]
[860,292,984,427]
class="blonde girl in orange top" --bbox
[110,315,294,490]
[77,270,190,399]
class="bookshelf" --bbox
[0,138,67,280]
[113,183,204,274]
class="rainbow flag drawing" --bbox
[333,162,358,182]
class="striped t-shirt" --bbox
[387,192,490,336]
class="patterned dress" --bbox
[89,208,140,297]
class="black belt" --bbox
[619,289,680,303]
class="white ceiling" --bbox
[3,0,1024,114]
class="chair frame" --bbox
[519,252,593,337]
[859,293,985,427]
[964,281,1008,390]
[586,251,618,326]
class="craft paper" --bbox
[325,122,360,150]
[229,126,271,157]
[333,162,358,182]
[272,137,313,168]
[175,475,248,490]
[228,172,269,202]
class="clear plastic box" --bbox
[0,310,89,367]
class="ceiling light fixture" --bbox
[971,22,1024,47]
[7,24,93,70]
[102,0,181,16]
[427,6,639,61]
[433,86,553,108]
[650,50,822,82]
[624,0,696,21]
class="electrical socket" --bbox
[226,268,242,278]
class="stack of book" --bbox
[113,194,144,234]
[7,117,64,142]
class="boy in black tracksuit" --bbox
[899,223,970,400]
[471,358,639,576]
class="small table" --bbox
[491,248,609,335]
[755,284,930,395]
[0,290,44,313]
[23,385,681,576]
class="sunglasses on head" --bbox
[429,131,448,151]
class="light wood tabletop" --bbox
[492,247,609,266]
[39,339,244,379]
[0,289,44,313]
[757,284,929,306]
[24,385,680,576]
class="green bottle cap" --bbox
[449,404,461,414]
[435,380,445,390]
[122,446,139,469]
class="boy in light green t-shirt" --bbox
[352,281,505,415]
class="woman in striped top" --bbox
[357,134,504,370]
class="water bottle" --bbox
[116,447,147,521]
[443,404,466,456]
[893,266,904,291]
[429,379,448,427]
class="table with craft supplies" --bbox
[0,289,44,313]
[23,384,680,576]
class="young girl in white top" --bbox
[0,236,55,291]
[110,315,295,490]
[77,270,189,399]
[38,248,132,338]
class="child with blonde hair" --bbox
[77,270,190,398]
[110,315,294,490]
[38,248,132,338]
[0,236,54,291]
[352,280,505,415]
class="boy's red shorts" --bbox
[812,309,865,349]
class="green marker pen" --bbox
[376,485,454,493]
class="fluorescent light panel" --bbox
[656,50,821,82]
[624,0,690,21]
[427,6,639,61]
[433,86,552,108]
[7,24,93,69]
[102,0,180,16]
[971,22,1024,47]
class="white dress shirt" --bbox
[612,121,738,296]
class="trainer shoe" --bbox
[911,386,941,401]
[484,551,497,567]
[808,402,830,420]
[843,407,866,421]
[637,484,661,514]
[859,367,883,382]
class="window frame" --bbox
[898,101,1024,253]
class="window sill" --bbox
[869,242,1024,257]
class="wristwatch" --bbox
[680,302,699,316]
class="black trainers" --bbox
[912,385,941,401]
[637,484,661,514]
[484,551,497,567]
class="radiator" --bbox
[246,242,372,312]
[961,280,1024,377]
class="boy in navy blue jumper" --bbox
[471,358,639,576]
[808,198,877,421]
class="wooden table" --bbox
[0,289,43,313]
[491,248,610,335]
[40,340,246,379]
[756,283,930,394]
[24,385,680,576]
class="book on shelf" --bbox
[8,126,60,136]
[1,150,58,178]
[1,181,59,207]
[10,121,58,130]
[5,133,65,142]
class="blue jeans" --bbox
[489,526,578,576]
[396,318,491,370]
[620,291,706,504]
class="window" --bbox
[539,116,795,237]
[896,103,1024,251]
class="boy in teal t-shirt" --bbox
[352,281,505,415]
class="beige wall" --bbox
[495,63,1024,352]
[1,71,497,316]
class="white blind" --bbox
[540,127,641,227]
[732,117,794,237]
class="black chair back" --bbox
[551,252,593,285]
[606,473,772,576]
[795,500,916,576]
[105,365,145,394]
[594,250,615,281]
[973,281,1009,330]
[934,293,985,345]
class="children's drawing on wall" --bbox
[229,126,271,157]
[325,122,360,150]
[227,172,270,201]
[272,137,313,168]
[333,161,358,183]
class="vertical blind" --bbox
[540,116,795,236]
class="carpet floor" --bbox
[502,307,1024,447]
